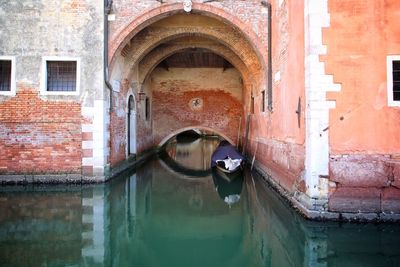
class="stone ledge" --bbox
[329,187,381,213]
[382,187,400,213]
[0,148,158,186]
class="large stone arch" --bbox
[107,3,264,172]
[109,2,268,74]
[137,43,252,86]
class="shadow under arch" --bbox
[158,126,235,148]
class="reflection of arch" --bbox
[158,126,234,147]
[109,3,267,72]
[127,93,137,155]
[137,43,251,85]
[158,150,211,178]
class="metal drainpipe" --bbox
[104,0,113,112]
[267,2,273,112]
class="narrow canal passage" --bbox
[0,137,400,267]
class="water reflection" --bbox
[212,169,243,207]
[0,138,400,266]
[164,136,220,171]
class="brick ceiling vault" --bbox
[119,26,262,87]
[135,43,252,86]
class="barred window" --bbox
[46,61,77,91]
[393,60,400,101]
[387,56,400,107]
[0,60,11,91]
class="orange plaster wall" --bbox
[323,0,400,154]
[246,0,306,193]
[249,0,305,145]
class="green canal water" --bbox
[1,138,400,267]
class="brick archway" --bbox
[108,3,263,170]
[121,27,262,84]
[109,2,267,73]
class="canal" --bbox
[0,137,400,267]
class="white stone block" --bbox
[82,157,94,166]
[82,107,94,118]
[82,141,93,149]
[82,124,93,132]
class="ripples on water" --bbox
[0,137,399,267]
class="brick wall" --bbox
[0,87,82,174]
[151,67,242,145]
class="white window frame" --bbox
[387,55,400,107]
[0,56,16,96]
[40,56,80,96]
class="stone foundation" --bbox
[328,154,400,216]
[253,156,400,222]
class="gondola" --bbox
[211,140,244,179]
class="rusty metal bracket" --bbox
[295,97,301,128]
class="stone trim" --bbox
[81,100,110,179]
[304,0,341,200]
[93,100,110,177]
[81,107,95,177]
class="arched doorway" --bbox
[127,95,137,155]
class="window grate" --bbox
[393,60,400,101]
[47,61,77,91]
[0,60,11,91]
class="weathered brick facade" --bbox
[0,87,82,174]
[0,0,104,181]
[151,67,243,145]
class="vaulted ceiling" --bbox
[157,48,233,69]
